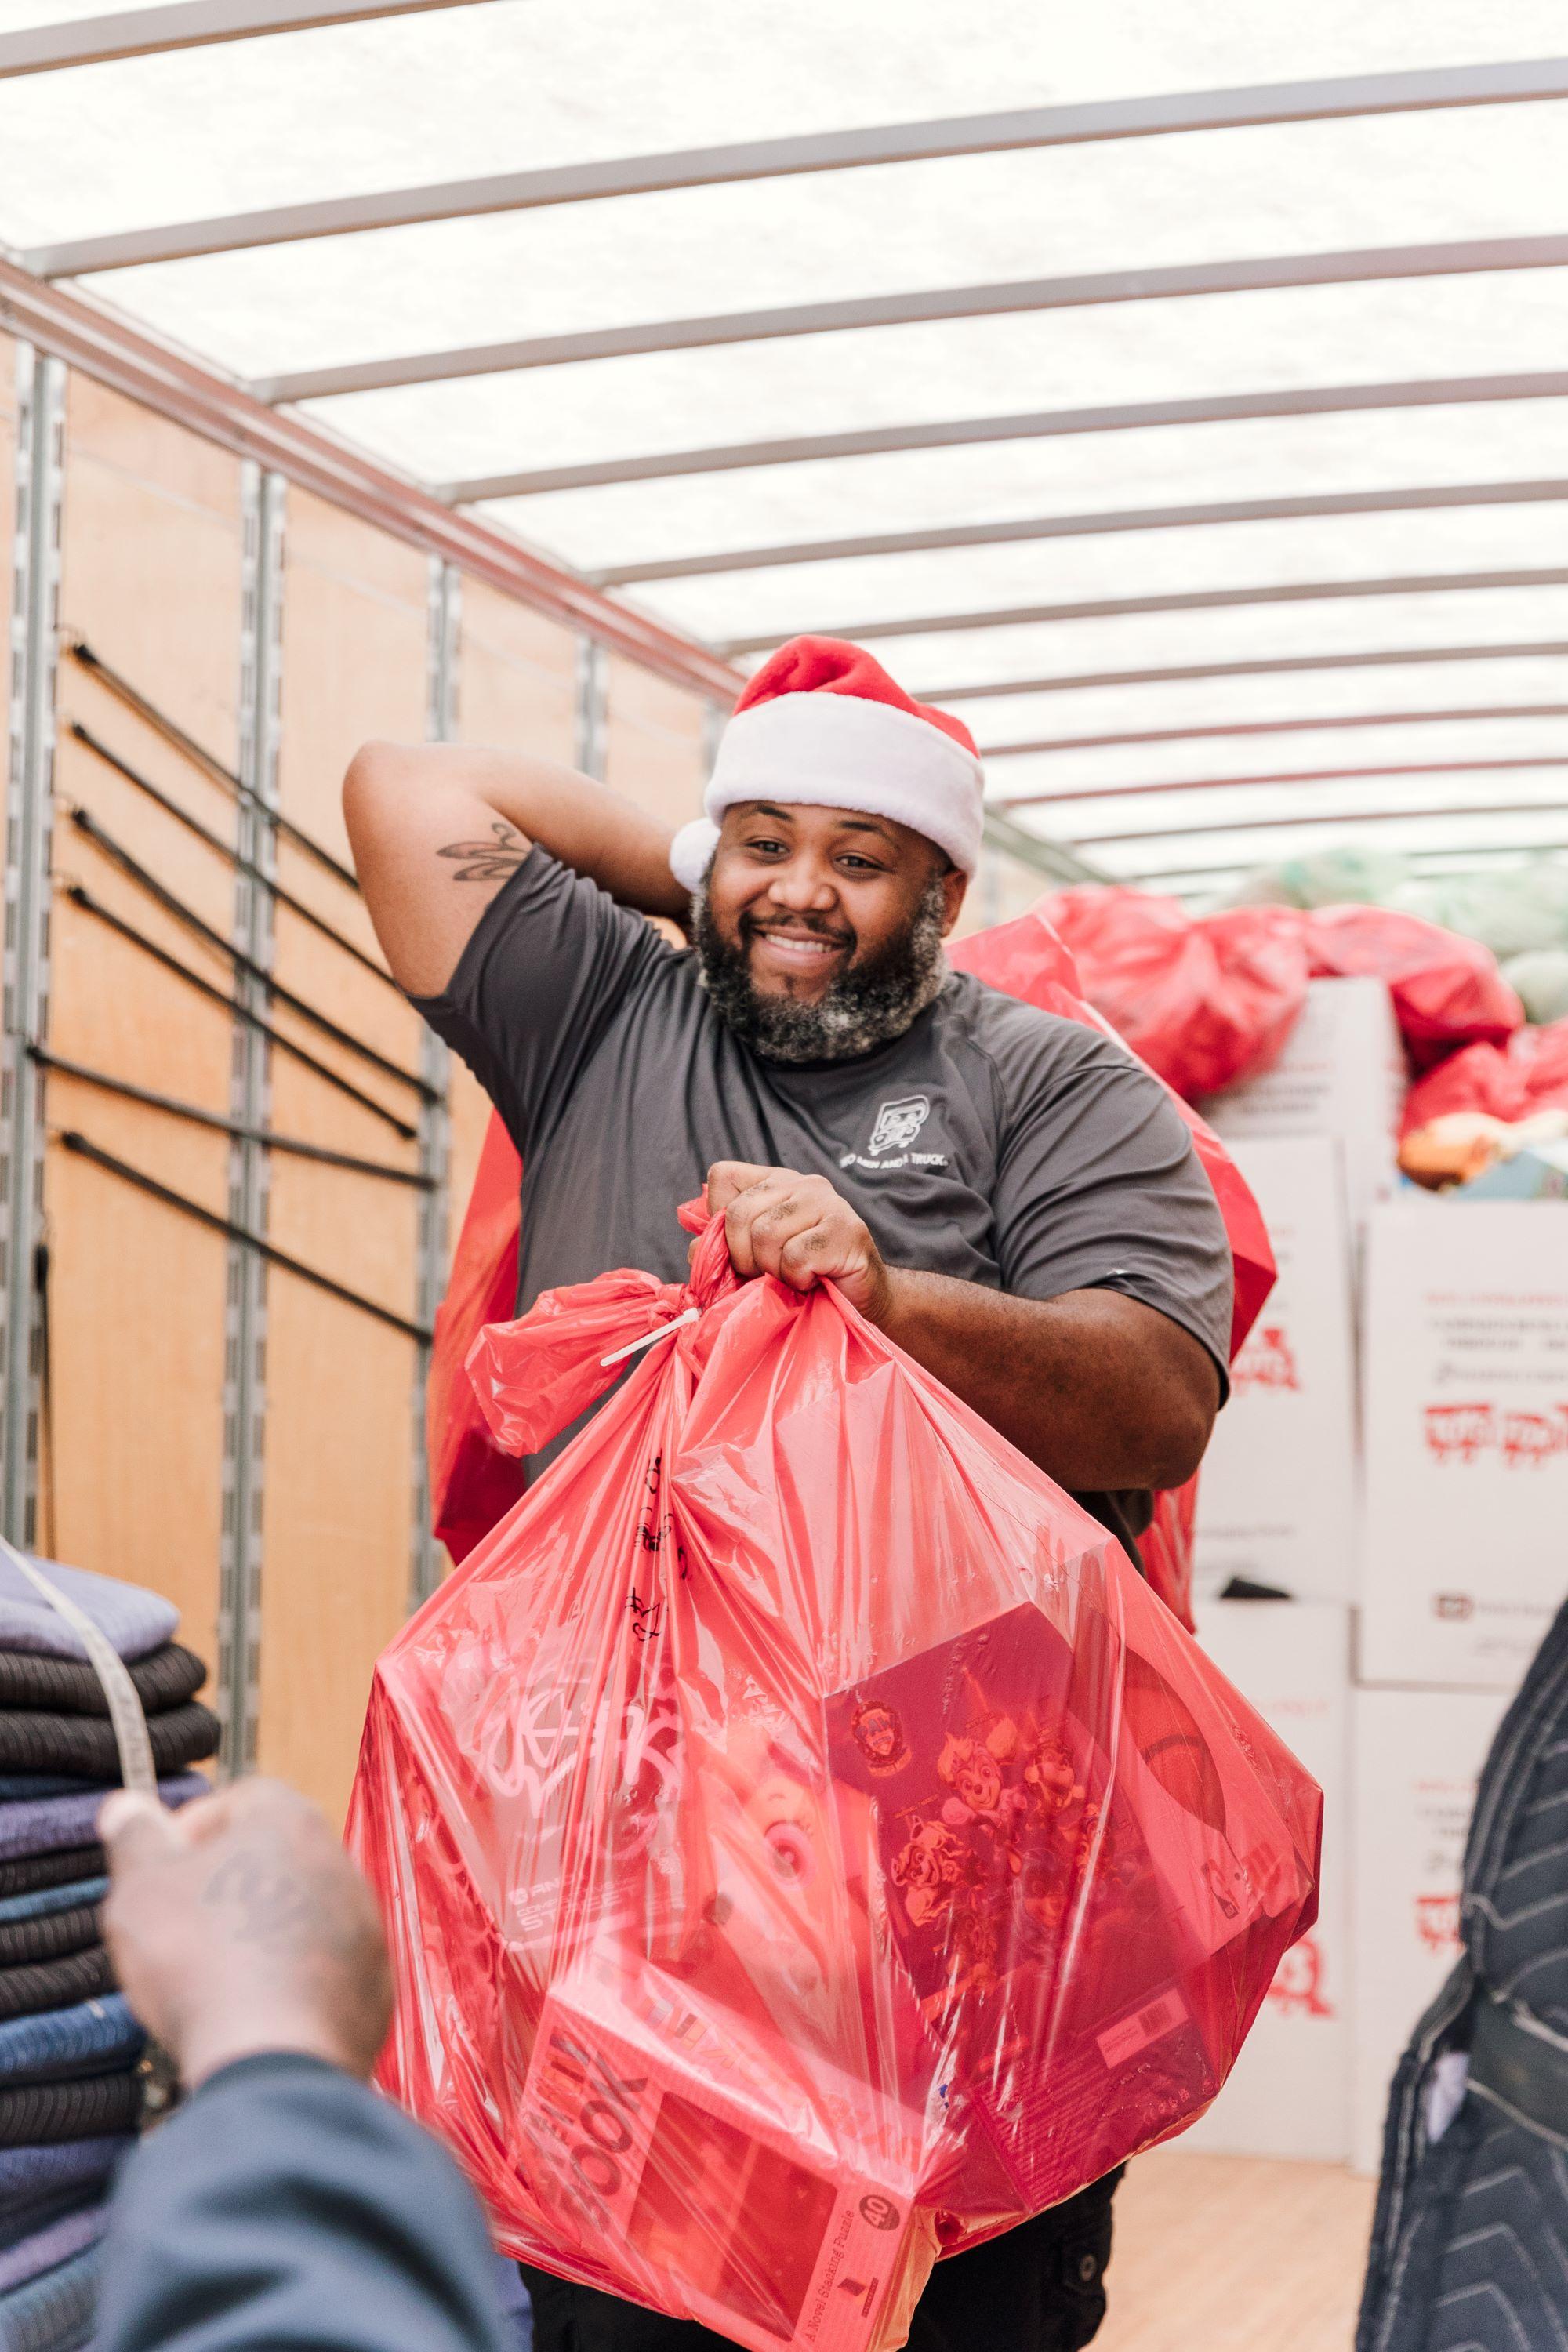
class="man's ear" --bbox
[939,862,969,937]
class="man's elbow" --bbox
[1136,1387,1218,1492]
[343,739,407,822]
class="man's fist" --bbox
[704,1163,891,1322]
[100,1777,394,2092]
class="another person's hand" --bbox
[704,1162,892,1321]
[100,1776,394,2092]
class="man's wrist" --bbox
[860,1256,903,1331]
[177,2004,372,2092]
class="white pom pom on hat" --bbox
[669,636,984,893]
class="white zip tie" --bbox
[599,1305,699,1368]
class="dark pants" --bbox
[521,2169,1120,2352]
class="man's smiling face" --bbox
[688,800,967,1065]
[704,800,965,1004]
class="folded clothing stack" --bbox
[0,1555,214,2352]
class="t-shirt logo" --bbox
[869,1095,931,1156]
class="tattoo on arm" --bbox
[436,821,528,884]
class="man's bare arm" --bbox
[708,1162,1218,1492]
[871,1271,1218,1491]
[343,741,689,996]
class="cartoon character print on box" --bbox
[827,1606,1253,2212]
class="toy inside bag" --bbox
[350,1201,1319,2352]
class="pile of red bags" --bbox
[1303,904,1523,1073]
[1040,889,1525,1099]
[1040,888,1311,1098]
[946,908,1274,1367]
[351,1203,1320,2352]
[1402,1018,1568,1137]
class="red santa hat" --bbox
[669,636,985,891]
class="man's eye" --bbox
[839,854,884,873]
[744,836,788,855]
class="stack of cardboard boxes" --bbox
[1184,978,1567,2175]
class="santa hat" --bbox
[669,636,984,891]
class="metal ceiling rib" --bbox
[984,704,1568,759]
[920,643,1568,700]
[247,234,1568,405]
[1072,794,1568,848]
[0,0,487,79]
[1000,753,1568,808]
[722,569,1568,653]
[25,58,1568,277]
[441,372,1568,502]
[1131,844,1568,885]
[593,479,1568,584]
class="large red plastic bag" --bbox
[1402,1019,1568,1137]
[1034,887,1309,1099]
[949,906,1276,1372]
[352,1203,1319,2352]
[1304,904,1523,1072]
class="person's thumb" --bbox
[98,1789,183,1873]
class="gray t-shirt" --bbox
[415,848,1232,1561]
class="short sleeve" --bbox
[408,847,668,1156]
[989,1022,1233,1387]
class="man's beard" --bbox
[691,873,949,1064]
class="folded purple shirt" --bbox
[0,1555,177,1664]
[0,1774,206,1862]
[0,2199,105,2293]
[0,2133,127,2204]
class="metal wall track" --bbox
[217,463,284,1774]
[408,557,456,1610]
[2,347,64,1550]
[575,636,606,783]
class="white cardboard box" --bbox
[1201,977,1404,1236]
[1184,1598,1351,2163]
[1361,1200,1568,1690]
[1194,1137,1358,1603]
[1350,1684,1509,2174]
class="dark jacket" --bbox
[94,2052,514,2352]
[1359,1594,1568,2352]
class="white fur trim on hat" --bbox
[667,692,984,891]
[670,817,721,893]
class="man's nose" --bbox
[765,861,839,913]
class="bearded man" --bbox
[345,633,1230,2352]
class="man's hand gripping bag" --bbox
[350,1205,1319,2352]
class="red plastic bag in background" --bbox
[1136,1479,1197,1621]
[351,1201,1320,2352]
[1303,904,1523,1073]
[1036,887,1310,1098]
[1401,1019,1568,1136]
[429,1113,526,1563]
[948,907,1276,1368]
